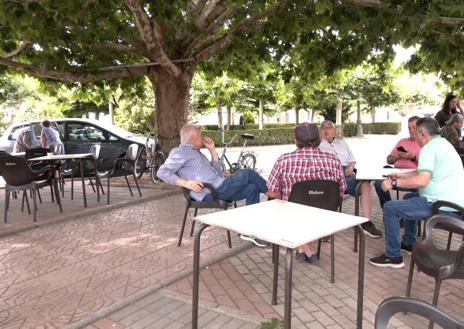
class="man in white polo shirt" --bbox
[319,120,383,238]
[370,117,464,268]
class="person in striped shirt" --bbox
[267,122,346,264]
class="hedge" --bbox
[201,122,401,147]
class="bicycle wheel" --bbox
[150,151,166,182]
[238,153,256,170]
[134,149,147,179]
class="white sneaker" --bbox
[239,235,268,247]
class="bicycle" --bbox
[219,133,257,173]
[140,132,166,182]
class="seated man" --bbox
[319,120,382,238]
[157,124,268,244]
[374,116,422,208]
[370,117,464,269]
[440,113,464,150]
[267,123,346,264]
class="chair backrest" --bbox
[375,297,464,329]
[0,155,42,186]
[125,144,139,161]
[25,147,51,160]
[288,180,340,211]
[50,143,64,155]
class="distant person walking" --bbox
[435,94,462,128]
[40,120,64,153]
[13,127,37,153]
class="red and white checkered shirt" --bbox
[267,147,347,201]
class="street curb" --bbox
[0,189,182,238]
[66,242,254,329]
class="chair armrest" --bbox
[202,182,220,201]
[457,243,464,267]
[432,200,464,215]
[31,164,54,175]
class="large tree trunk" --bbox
[295,108,299,124]
[148,65,195,153]
[217,102,223,130]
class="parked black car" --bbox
[0,118,148,176]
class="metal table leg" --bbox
[80,159,87,207]
[272,244,280,305]
[192,223,208,329]
[284,248,293,329]
[355,225,365,329]
[353,182,362,252]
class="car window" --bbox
[32,123,42,138]
[66,123,107,142]
[8,125,28,140]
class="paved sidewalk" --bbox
[85,192,464,329]
[0,136,462,329]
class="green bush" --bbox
[201,122,401,146]
[343,122,401,136]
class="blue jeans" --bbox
[383,193,432,258]
[202,169,267,205]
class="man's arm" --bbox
[267,191,282,199]
[382,171,431,191]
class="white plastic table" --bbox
[192,199,369,329]
[29,153,97,207]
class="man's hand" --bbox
[184,180,204,193]
[381,179,392,192]
[202,137,215,151]
[398,151,415,160]
[345,164,355,176]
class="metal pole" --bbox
[272,244,280,305]
[356,225,365,329]
[353,182,362,252]
[192,224,208,329]
[109,101,114,125]
[284,248,293,329]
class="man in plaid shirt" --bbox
[267,123,346,264]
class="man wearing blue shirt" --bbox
[158,124,267,205]
[370,117,464,269]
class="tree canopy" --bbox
[1,0,463,150]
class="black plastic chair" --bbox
[406,215,464,328]
[375,297,464,329]
[0,155,62,222]
[68,144,104,200]
[288,180,341,283]
[97,143,142,205]
[428,200,464,249]
[179,182,233,248]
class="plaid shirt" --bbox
[267,147,346,201]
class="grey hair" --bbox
[180,124,200,144]
[416,117,440,136]
[449,113,464,124]
[320,120,335,128]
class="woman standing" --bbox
[40,120,64,154]
[435,94,462,128]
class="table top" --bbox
[355,168,415,181]
[29,153,94,161]
[194,199,368,249]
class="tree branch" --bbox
[192,0,290,61]
[194,0,227,30]
[124,0,180,76]
[0,56,149,83]
[339,0,464,25]
[2,41,30,58]
[93,41,148,58]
